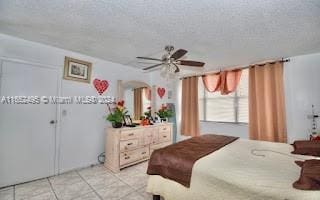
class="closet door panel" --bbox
[0,61,58,187]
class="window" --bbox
[198,69,248,123]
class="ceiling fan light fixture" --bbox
[159,64,177,80]
[138,46,205,75]
[167,64,176,74]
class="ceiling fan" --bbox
[137,45,205,73]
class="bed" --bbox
[146,137,320,200]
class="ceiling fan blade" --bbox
[178,60,205,67]
[143,63,163,70]
[137,57,162,61]
[138,61,160,64]
[170,49,188,60]
[173,63,180,73]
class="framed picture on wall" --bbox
[63,57,92,83]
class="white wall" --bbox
[0,33,150,172]
[176,52,320,143]
[149,71,177,107]
[284,52,320,143]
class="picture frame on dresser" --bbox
[123,115,133,126]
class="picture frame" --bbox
[63,56,92,83]
[123,115,133,126]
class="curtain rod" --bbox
[179,58,290,80]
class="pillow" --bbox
[291,140,320,157]
[293,159,320,190]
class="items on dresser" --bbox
[123,115,135,127]
[104,123,173,172]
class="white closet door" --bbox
[0,61,59,187]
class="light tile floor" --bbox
[0,162,153,200]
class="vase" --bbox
[112,122,123,128]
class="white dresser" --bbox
[104,123,173,172]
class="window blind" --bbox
[199,69,248,123]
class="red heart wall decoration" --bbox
[93,79,109,95]
[157,87,166,99]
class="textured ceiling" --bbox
[0,0,320,71]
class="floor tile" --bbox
[85,173,119,190]
[72,192,100,200]
[3,164,152,200]
[114,167,141,180]
[118,171,148,190]
[137,187,153,200]
[77,165,111,180]
[0,186,13,192]
[51,181,92,200]
[49,171,82,186]
[15,179,52,200]
[0,187,14,200]
[23,191,57,200]
[95,181,134,200]
[131,162,148,173]
[120,191,146,200]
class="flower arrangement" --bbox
[106,100,128,128]
[156,104,174,119]
[144,106,152,118]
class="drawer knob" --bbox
[125,156,130,160]
[127,143,133,145]
[141,152,146,154]
[128,133,134,136]
[163,135,167,138]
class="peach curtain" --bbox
[202,70,242,95]
[181,76,200,137]
[220,70,242,95]
[134,88,143,120]
[202,72,221,92]
[143,87,151,101]
[249,62,287,143]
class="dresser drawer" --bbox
[159,125,170,132]
[120,151,138,166]
[120,129,142,140]
[136,146,150,159]
[152,129,159,144]
[143,131,153,145]
[119,139,139,152]
[159,130,171,142]
[120,147,149,166]
[143,128,158,145]
[150,141,172,155]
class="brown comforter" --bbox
[147,134,239,187]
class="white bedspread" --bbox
[146,139,320,200]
